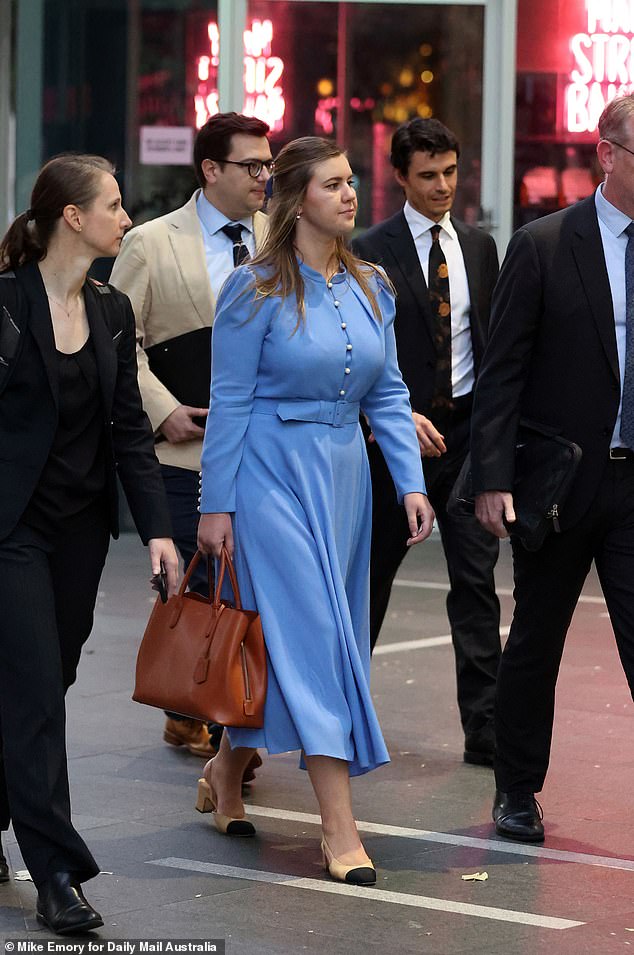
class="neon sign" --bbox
[566,0,634,133]
[194,19,285,132]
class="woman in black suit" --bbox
[0,154,179,934]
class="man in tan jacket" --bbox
[111,112,272,758]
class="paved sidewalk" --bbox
[1,533,633,954]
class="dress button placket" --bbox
[327,272,352,399]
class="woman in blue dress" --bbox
[196,136,434,885]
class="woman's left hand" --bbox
[148,538,180,598]
[403,492,435,546]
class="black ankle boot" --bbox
[0,836,9,883]
[36,872,103,935]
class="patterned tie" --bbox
[428,224,453,410]
[619,222,634,447]
[221,223,250,267]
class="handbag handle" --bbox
[178,550,215,599]
[167,552,214,628]
[212,546,243,611]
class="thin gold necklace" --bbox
[46,293,81,319]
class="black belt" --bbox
[609,447,634,461]
[451,392,473,414]
[429,391,473,422]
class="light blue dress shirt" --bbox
[195,191,256,301]
[595,183,631,448]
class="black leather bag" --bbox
[448,419,583,552]
[145,327,211,429]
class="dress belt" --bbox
[251,397,361,428]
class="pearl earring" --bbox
[296,211,302,219]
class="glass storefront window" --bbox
[42,0,127,171]
[514,0,610,228]
[130,2,217,223]
[32,1,486,235]
[246,1,484,229]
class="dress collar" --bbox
[403,202,455,240]
[195,191,254,237]
[595,183,632,239]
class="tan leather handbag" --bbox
[133,548,266,728]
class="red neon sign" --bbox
[566,0,634,133]
[194,19,285,132]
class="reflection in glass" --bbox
[249,2,484,229]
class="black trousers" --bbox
[0,508,110,888]
[160,464,209,596]
[368,401,501,736]
[160,464,210,723]
[496,456,634,793]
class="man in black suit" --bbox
[353,119,501,766]
[471,93,634,842]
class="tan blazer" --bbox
[110,191,268,470]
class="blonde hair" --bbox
[250,136,388,331]
[599,92,634,143]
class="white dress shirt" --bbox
[196,192,256,301]
[595,183,631,448]
[403,201,474,398]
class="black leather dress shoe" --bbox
[464,727,495,767]
[36,872,103,935]
[0,839,9,883]
[492,789,545,842]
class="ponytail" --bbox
[0,212,48,270]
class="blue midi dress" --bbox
[200,261,425,776]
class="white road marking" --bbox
[374,635,452,653]
[374,627,510,655]
[148,857,584,930]
[245,805,634,873]
[393,579,606,605]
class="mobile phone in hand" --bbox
[150,561,168,603]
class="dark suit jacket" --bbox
[352,210,499,414]
[0,261,172,543]
[470,195,621,530]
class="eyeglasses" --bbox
[213,158,275,178]
[608,140,634,158]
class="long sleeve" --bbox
[109,293,172,542]
[470,228,543,494]
[360,282,426,501]
[110,229,181,430]
[199,267,269,513]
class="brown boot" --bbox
[164,718,217,758]
[242,751,263,784]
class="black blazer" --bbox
[0,261,172,544]
[352,210,499,413]
[470,195,620,530]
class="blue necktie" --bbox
[619,222,634,447]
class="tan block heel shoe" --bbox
[321,836,376,886]
[195,777,256,837]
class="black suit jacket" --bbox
[0,261,172,543]
[470,195,621,530]
[352,210,499,414]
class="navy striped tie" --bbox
[221,223,249,267]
